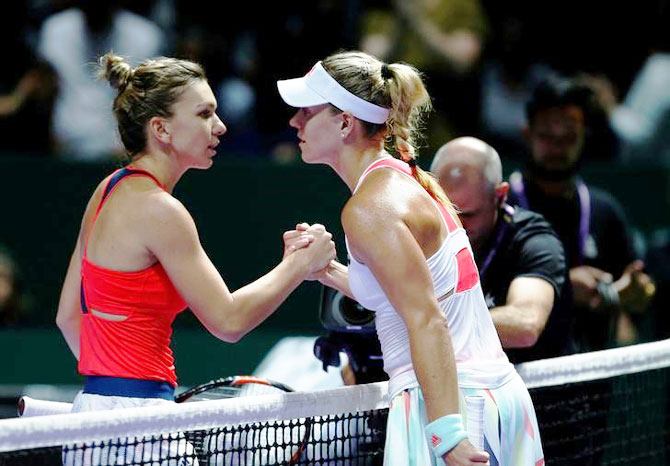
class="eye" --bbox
[199,109,213,118]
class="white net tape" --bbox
[1,338,669,453]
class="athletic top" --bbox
[346,158,514,398]
[78,168,188,387]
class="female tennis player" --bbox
[278,51,544,465]
[55,53,336,414]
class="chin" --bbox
[190,158,214,170]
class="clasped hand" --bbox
[283,223,336,278]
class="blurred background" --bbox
[2,0,670,416]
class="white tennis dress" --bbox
[346,157,544,466]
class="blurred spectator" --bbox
[476,4,556,160]
[0,2,57,156]
[432,137,575,363]
[584,1,670,166]
[37,0,165,161]
[0,247,32,327]
[359,0,487,155]
[508,77,655,352]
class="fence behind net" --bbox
[1,338,669,466]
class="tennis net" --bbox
[1,338,669,465]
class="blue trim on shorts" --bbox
[83,376,175,400]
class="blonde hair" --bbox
[97,53,206,158]
[322,51,457,215]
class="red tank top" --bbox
[78,168,188,387]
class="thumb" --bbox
[472,450,490,462]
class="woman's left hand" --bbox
[283,223,335,281]
[443,439,490,465]
[282,223,314,259]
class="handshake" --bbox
[282,222,338,280]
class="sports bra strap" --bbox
[95,168,165,216]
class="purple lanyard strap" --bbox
[509,171,590,264]
[479,204,515,278]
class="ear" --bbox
[148,116,171,144]
[340,112,356,140]
[496,181,510,204]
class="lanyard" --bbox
[478,204,515,279]
[509,171,590,264]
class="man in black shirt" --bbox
[431,137,575,363]
[509,77,654,351]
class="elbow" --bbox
[220,330,244,344]
[207,317,247,344]
[56,312,77,333]
[516,329,540,348]
[515,319,545,348]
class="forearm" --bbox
[57,317,81,361]
[319,260,353,298]
[408,317,460,422]
[489,304,542,348]
[225,254,309,340]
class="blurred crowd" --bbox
[3,0,670,164]
[1,0,670,351]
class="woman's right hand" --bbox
[443,439,490,465]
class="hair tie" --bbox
[407,158,418,167]
[381,63,393,80]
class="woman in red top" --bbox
[55,53,335,412]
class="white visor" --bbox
[277,62,390,124]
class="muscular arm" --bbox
[489,276,554,348]
[342,200,459,422]
[147,196,334,343]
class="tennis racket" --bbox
[19,376,312,465]
[176,375,312,465]
[464,395,486,451]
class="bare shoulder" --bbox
[342,167,444,259]
[342,167,431,231]
[342,169,412,255]
[139,189,197,236]
[345,168,408,216]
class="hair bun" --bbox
[98,53,134,90]
[381,63,393,80]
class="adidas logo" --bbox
[431,434,442,447]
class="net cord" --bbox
[0,381,388,452]
[517,337,670,389]
[2,338,670,452]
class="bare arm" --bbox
[55,240,83,360]
[489,276,554,348]
[319,260,353,298]
[148,198,335,343]
[342,203,459,422]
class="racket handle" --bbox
[464,395,485,451]
[18,396,73,417]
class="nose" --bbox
[213,114,227,136]
[289,110,302,130]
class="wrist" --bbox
[424,413,468,460]
[317,260,339,285]
[597,280,620,310]
[284,249,311,281]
